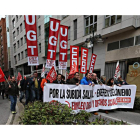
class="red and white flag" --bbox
[68,62,78,79]
[46,18,60,68]
[41,64,45,78]
[0,68,5,82]
[114,61,120,79]
[80,47,88,74]
[46,66,57,83]
[89,54,97,73]
[24,15,39,66]
[70,46,79,71]
[17,72,22,81]
[59,25,68,69]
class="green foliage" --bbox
[19,101,128,125]
[134,97,140,110]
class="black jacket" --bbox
[29,77,41,90]
[68,78,79,85]
[92,79,98,84]
[5,81,19,96]
[0,82,5,91]
[53,80,65,84]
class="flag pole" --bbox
[4,76,10,85]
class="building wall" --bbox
[0,18,8,74]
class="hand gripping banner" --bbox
[46,18,60,68]
[24,15,39,66]
[59,25,68,69]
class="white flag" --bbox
[41,64,45,78]
[114,61,120,79]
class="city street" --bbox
[90,110,140,125]
[0,95,10,124]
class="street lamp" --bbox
[84,29,104,53]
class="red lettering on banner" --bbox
[59,25,68,69]
[24,15,39,65]
[108,99,117,106]
[116,97,131,103]
[46,18,60,68]
[80,48,88,74]
[70,46,79,70]
[89,54,97,73]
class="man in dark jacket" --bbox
[90,73,98,84]
[19,77,25,103]
[6,76,19,114]
[0,82,5,99]
[68,72,80,86]
[53,74,65,84]
[29,72,41,101]
[114,75,128,86]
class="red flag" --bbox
[24,15,39,66]
[114,61,120,79]
[59,25,68,69]
[17,72,22,81]
[0,68,5,82]
[68,62,78,79]
[70,46,79,71]
[8,75,11,80]
[89,54,97,73]
[80,47,88,74]
[46,18,60,68]
[46,66,57,83]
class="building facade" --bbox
[0,18,8,76]
[8,15,140,96]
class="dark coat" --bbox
[5,81,19,96]
[92,79,98,84]
[0,82,5,91]
[53,79,65,84]
[68,78,79,85]
[29,77,41,90]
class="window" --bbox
[23,21,25,29]
[85,15,97,35]
[13,31,16,41]
[38,26,41,36]
[68,27,70,40]
[135,35,140,45]
[21,51,23,59]
[74,19,77,40]
[14,43,16,53]
[17,40,20,48]
[105,15,122,28]
[25,49,27,58]
[107,41,119,51]
[120,37,134,48]
[39,43,41,53]
[14,56,17,64]
[20,23,22,32]
[21,37,23,46]
[24,35,26,43]
[17,27,19,35]
[18,53,20,61]
[16,15,18,22]
[12,19,15,29]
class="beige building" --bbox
[8,15,140,88]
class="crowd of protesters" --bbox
[0,71,128,114]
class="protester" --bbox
[68,72,80,85]
[115,75,128,86]
[78,75,81,84]
[100,75,106,84]
[0,82,5,99]
[30,72,41,101]
[107,78,114,87]
[81,73,93,86]
[53,74,65,84]
[19,77,25,103]
[61,75,66,84]
[4,81,9,99]
[6,76,19,114]
[90,73,98,84]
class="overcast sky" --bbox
[0,15,5,19]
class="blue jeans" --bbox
[31,88,40,101]
[25,90,30,105]
[19,91,25,102]
[9,95,17,111]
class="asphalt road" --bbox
[0,95,10,125]
[90,110,140,125]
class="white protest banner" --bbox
[43,84,136,113]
